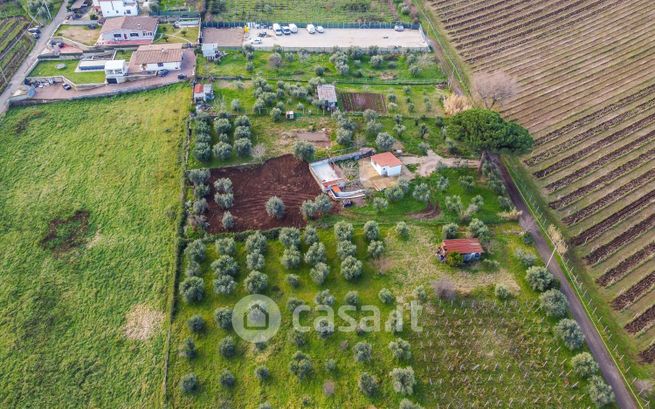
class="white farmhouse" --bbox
[98,16,157,45]
[131,43,183,72]
[370,152,402,177]
[96,0,138,17]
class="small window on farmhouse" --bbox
[157,63,164,67]
[113,34,121,39]
[126,9,131,14]
[129,32,139,37]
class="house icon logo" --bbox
[232,295,281,343]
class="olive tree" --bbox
[245,231,267,254]
[412,183,430,202]
[289,351,314,380]
[354,341,372,362]
[337,240,357,259]
[442,223,458,239]
[293,141,315,162]
[378,288,395,304]
[180,277,204,303]
[334,221,354,241]
[359,372,379,396]
[214,307,233,330]
[219,336,237,358]
[265,196,285,219]
[180,373,198,393]
[244,270,269,294]
[363,220,380,241]
[539,289,568,318]
[214,274,237,295]
[304,241,327,265]
[571,352,599,379]
[395,221,409,239]
[279,227,301,248]
[345,290,360,306]
[555,318,585,350]
[310,262,330,285]
[588,376,615,407]
[368,240,385,258]
[526,266,554,292]
[389,338,411,361]
[341,256,363,281]
[376,132,396,151]
[389,367,416,395]
[315,289,335,306]
[281,246,302,269]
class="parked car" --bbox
[250,37,262,45]
[257,31,267,37]
[394,24,404,32]
[27,27,40,34]
[157,69,169,77]
[289,23,298,33]
[62,83,72,90]
[177,73,187,80]
[282,25,291,35]
[306,24,316,34]
[316,25,325,33]
[273,23,282,36]
[31,32,40,39]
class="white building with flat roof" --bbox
[97,0,138,17]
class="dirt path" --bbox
[401,150,479,176]
[491,154,638,409]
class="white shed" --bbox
[370,152,402,177]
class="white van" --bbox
[273,23,282,36]
[306,24,316,34]
[289,23,298,33]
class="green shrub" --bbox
[219,369,236,388]
[244,271,268,294]
[341,256,363,281]
[345,290,360,306]
[442,223,458,239]
[389,367,416,395]
[219,336,237,358]
[354,341,372,362]
[378,288,395,304]
[494,284,510,300]
[289,351,314,380]
[180,277,204,303]
[265,196,285,219]
[395,221,409,239]
[214,307,232,330]
[315,289,335,306]
[526,266,553,292]
[358,372,379,396]
[571,352,598,379]
[554,319,585,350]
[180,373,198,393]
[539,289,568,318]
[187,315,205,332]
[389,338,411,361]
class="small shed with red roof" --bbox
[193,83,213,103]
[438,239,484,262]
[370,152,402,177]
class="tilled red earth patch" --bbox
[612,271,655,311]
[206,155,323,233]
[625,304,655,334]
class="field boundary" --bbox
[501,155,648,409]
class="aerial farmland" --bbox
[0,0,651,408]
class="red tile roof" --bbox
[193,83,203,93]
[101,16,158,33]
[441,239,484,254]
[371,152,402,167]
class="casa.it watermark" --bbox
[232,295,423,343]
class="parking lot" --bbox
[249,28,430,52]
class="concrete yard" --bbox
[248,28,430,52]
[202,27,244,47]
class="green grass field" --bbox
[29,59,106,84]
[0,85,189,407]
[168,169,597,407]
[208,0,407,23]
[155,23,199,44]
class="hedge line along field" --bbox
[0,85,189,407]
[427,0,655,371]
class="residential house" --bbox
[98,16,157,45]
[96,0,138,17]
[104,59,128,83]
[131,43,183,72]
[437,239,484,263]
[370,152,402,177]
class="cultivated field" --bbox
[427,0,655,378]
[0,85,189,407]
[0,16,33,93]
[206,155,322,232]
[340,92,387,113]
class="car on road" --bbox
[316,25,325,33]
[177,74,187,80]
[250,37,262,45]
[62,83,72,90]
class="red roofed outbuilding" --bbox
[438,239,484,262]
[370,152,402,177]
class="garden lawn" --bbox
[155,23,199,44]
[29,59,106,84]
[0,85,189,408]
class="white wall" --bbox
[371,161,401,177]
[100,28,155,43]
[100,0,138,17]
[144,61,181,71]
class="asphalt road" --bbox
[0,3,67,115]
[492,154,637,409]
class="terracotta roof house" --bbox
[98,16,157,45]
[437,239,484,262]
[130,43,184,72]
[370,152,402,177]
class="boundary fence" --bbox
[202,21,421,30]
[502,157,650,409]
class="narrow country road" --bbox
[492,154,637,409]
[0,3,68,115]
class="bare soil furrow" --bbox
[546,147,655,192]
[534,84,655,147]
[612,271,655,311]
[585,214,655,265]
[596,242,655,287]
[444,0,545,33]
[548,149,655,206]
[530,110,655,167]
[624,304,655,334]
[560,169,655,216]
[573,192,655,246]
[640,343,655,363]
[533,128,655,179]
